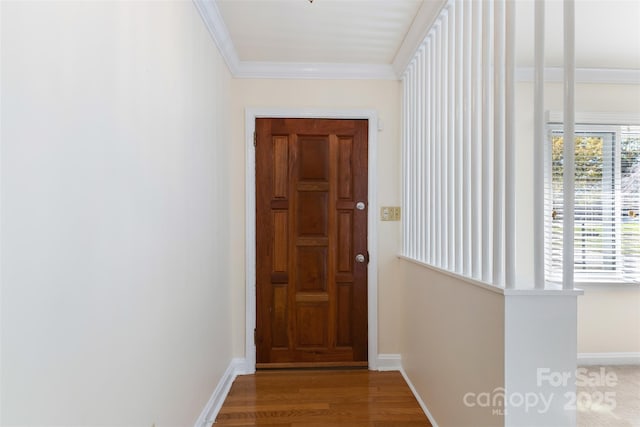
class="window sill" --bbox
[574,282,640,289]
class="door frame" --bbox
[244,108,379,372]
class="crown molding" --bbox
[392,0,449,77]
[516,67,640,85]
[234,61,397,80]
[193,0,399,80]
[193,0,240,74]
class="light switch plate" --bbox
[381,206,401,221]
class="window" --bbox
[545,124,640,284]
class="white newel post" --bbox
[504,292,581,426]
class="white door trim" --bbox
[245,108,379,372]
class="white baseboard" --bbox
[578,352,640,366]
[376,354,402,371]
[399,367,439,427]
[377,356,440,426]
[194,357,248,427]
[231,357,255,375]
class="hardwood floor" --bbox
[213,369,432,426]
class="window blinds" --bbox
[545,125,640,284]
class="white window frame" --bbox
[545,112,640,286]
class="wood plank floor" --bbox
[213,369,432,426]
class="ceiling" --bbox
[217,0,424,64]
[206,0,640,79]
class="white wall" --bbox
[515,81,640,354]
[577,287,640,353]
[400,259,505,427]
[1,2,233,425]
[228,79,403,357]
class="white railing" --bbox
[402,0,515,287]
[562,0,576,290]
[402,0,576,290]
[533,0,546,289]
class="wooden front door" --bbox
[255,118,368,368]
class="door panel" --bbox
[255,118,368,368]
